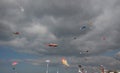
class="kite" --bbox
[80,21,93,31]
[13,32,20,35]
[47,43,58,47]
[12,61,18,66]
[12,61,18,71]
[78,65,82,68]
[85,50,89,52]
[80,50,89,54]
[61,57,69,67]
[80,25,87,31]
[73,37,77,39]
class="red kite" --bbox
[12,61,18,66]
[48,43,58,47]
[61,57,69,67]
[13,32,20,35]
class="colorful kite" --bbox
[12,61,18,66]
[47,43,58,47]
[61,57,70,67]
[12,61,18,71]
[13,32,20,35]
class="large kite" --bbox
[61,57,70,67]
[47,43,58,47]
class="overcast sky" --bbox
[0,0,120,73]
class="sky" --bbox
[0,0,120,73]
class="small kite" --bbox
[61,57,70,67]
[78,65,82,68]
[80,25,87,31]
[80,50,89,54]
[13,32,20,35]
[12,61,18,66]
[73,37,77,39]
[47,43,58,47]
[12,61,18,71]
[85,50,89,52]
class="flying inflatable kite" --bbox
[61,57,70,67]
[80,21,93,31]
[13,32,20,35]
[80,25,87,31]
[12,61,18,66]
[12,61,18,70]
[47,43,58,47]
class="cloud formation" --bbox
[0,0,120,72]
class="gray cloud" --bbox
[0,0,120,72]
[114,51,120,61]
